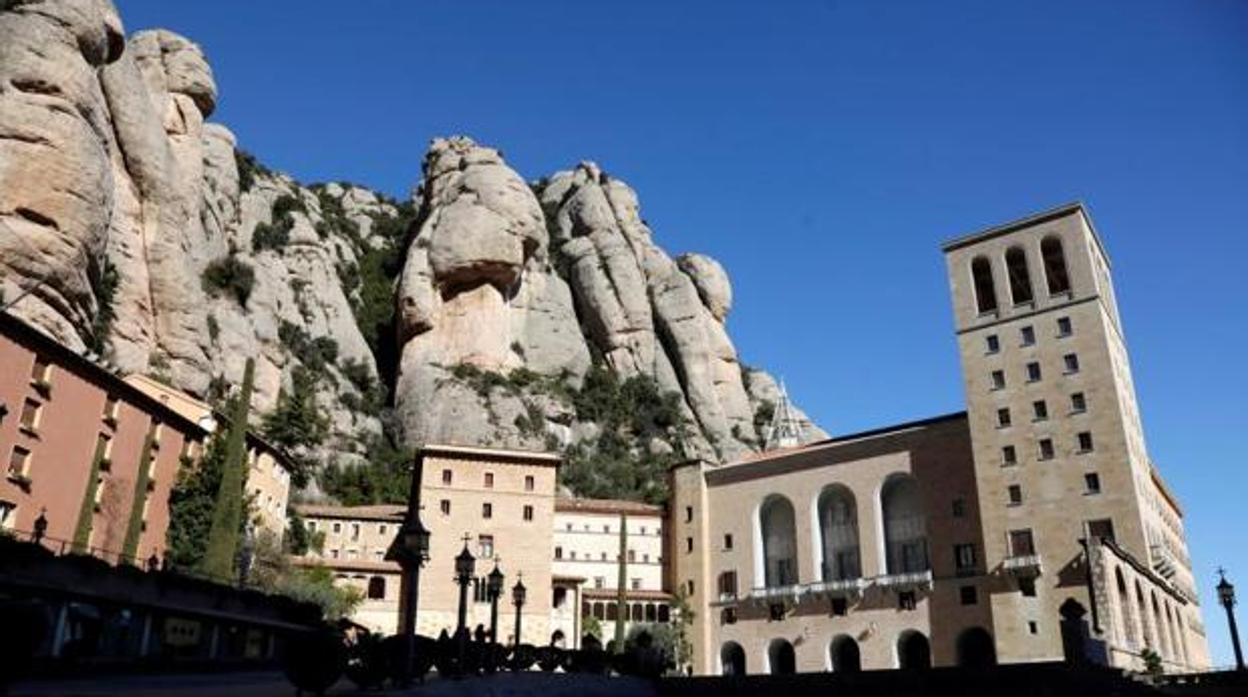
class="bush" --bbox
[278,321,339,377]
[202,255,255,306]
[234,148,270,193]
[252,194,305,252]
[87,257,118,353]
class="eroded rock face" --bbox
[0,0,386,477]
[395,141,825,461]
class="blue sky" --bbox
[116,0,1247,665]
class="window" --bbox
[570,551,577,560]
[479,534,494,559]
[1087,518,1115,543]
[721,607,738,625]
[19,399,40,431]
[960,585,979,606]
[524,475,535,491]
[643,554,649,563]
[484,472,494,488]
[997,408,1012,428]
[1057,317,1072,337]
[1026,362,1042,382]
[379,524,387,536]
[1007,485,1023,506]
[972,257,998,314]
[1032,400,1048,421]
[990,370,1005,390]
[954,543,977,574]
[898,591,917,611]
[600,552,608,561]
[522,505,534,521]
[330,549,340,559]
[831,597,848,616]
[332,522,342,534]
[1009,529,1035,556]
[1005,247,1034,304]
[1077,431,1094,453]
[685,537,693,553]
[1002,445,1017,466]
[1020,325,1036,346]
[594,577,605,589]
[554,546,562,560]
[723,533,734,550]
[351,523,360,541]
[685,506,693,523]
[307,520,318,532]
[440,499,451,515]
[367,576,386,600]
[952,498,966,517]
[1084,473,1101,494]
[103,395,119,421]
[603,524,610,533]
[96,434,114,467]
[627,549,636,563]
[1019,577,1037,597]
[441,469,452,485]
[1063,353,1080,374]
[482,502,493,519]
[718,571,738,596]
[1028,621,1039,634]
[1070,392,1087,413]
[986,335,1000,353]
[1038,438,1054,460]
[0,501,15,530]
[769,603,787,621]
[1041,236,1071,295]
[631,578,641,590]
[473,577,489,603]
[8,446,31,478]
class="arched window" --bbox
[657,605,670,623]
[971,256,998,314]
[631,603,643,622]
[721,641,746,676]
[956,627,997,667]
[582,601,592,618]
[1041,236,1071,295]
[606,603,618,621]
[768,638,796,674]
[593,602,605,620]
[818,485,860,581]
[367,575,386,600]
[881,475,928,574]
[760,495,798,587]
[1005,247,1034,305]
[897,630,931,670]
[1116,567,1137,647]
[1136,582,1152,649]
[645,603,657,622]
[830,635,861,673]
[1152,592,1169,658]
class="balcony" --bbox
[873,570,933,591]
[1150,544,1176,580]
[808,577,867,598]
[1003,553,1043,577]
[743,584,804,605]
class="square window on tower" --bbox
[986,335,1000,354]
[1020,326,1036,346]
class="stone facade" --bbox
[669,203,1209,676]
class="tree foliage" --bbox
[261,366,328,488]
[199,359,255,580]
[201,255,256,306]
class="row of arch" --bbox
[971,235,1071,314]
[720,627,995,675]
[335,573,388,600]
[757,474,928,589]
[1112,566,1190,666]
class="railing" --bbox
[808,577,867,596]
[1003,553,1043,575]
[874,569,934,589]
[1149,544,1176,579]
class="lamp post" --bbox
[386,455,431,687]
[512,575,527,647]
[1217,568,1245,671]
[454,538,476,675]
[487,562,505,644]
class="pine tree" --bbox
[198,358,255,581]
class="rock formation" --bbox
[0,0,824,502]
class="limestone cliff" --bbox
[0,0,824,503]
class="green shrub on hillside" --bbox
[201,255,255,306]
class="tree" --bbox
[249,528,361,621]
[71,436,109,553]
[120,428,157,562]
[670,586,696,673]
[198,359,255,580]
[262,366,328,488]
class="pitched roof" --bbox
[555,497,664,516]
[294,503,406,521]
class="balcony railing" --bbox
[1150,544,1177,579]
[1003,553,1043,576]
[874,569,933,590]
[808,577,867,597]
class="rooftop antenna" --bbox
[764,379,803,451]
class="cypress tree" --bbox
[120,428,157,562]
[72,436,108,553]
[614,513,628,652]
[198,358,255,581]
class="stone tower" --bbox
[942,203,1208,670]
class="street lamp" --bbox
[1217,568,1245,671]
[454,538,476,676]
[512,575,527,647]
[486,562,505,644]
[386,454,432,686]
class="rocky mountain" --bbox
[0,0,824,503]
